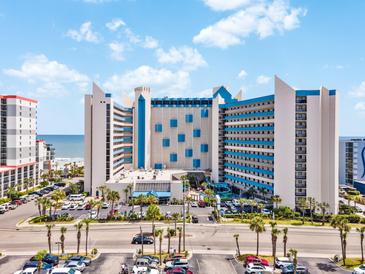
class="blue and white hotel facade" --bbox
[85,76,339,213]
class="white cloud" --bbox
[106,18,125,32]
[143,36,159,49]
[336,64,344,70]
[156,47,207,71]
[203,0,252,11]
[3,54,90,97]
[256,75,271,84]
[66,21,101,43]
[194,0,306,48]
[104,65,190,97]
[355,102,365,112]
[350,81,365,98]
[109,42,125,61]
[125,28,141,44]
[238,69,248,79]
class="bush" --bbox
[346,214,361,223]
[339,204,357,215]
[91,248,98,256]
[0,198,10,205]
[273,206,296,219]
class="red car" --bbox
[198,200,206,208]
[85,203,92,210]
[244,255,269,267]
[166,268,193,274]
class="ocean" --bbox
[38,135,84,159]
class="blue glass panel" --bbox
[170,153,178,162]
[193,159,201,168]
[155,124,163,132]
[193,129,201,137]
[185,149,193,157]
[178,134,185,142]
[170,119,178,127]
[162,138,170,147]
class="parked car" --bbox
[134,257,157,268]
[132,266,159,274]
[163,255,186,264]
[353,264,365,274]
[50,268,81,274]
[166,268,193,274]
[13,268,39,274]
[281,264,309,274]
[69,203,78,210]
[62,203,71,210]
[141,255,160,264]
[30,254,59,266]
[198,200,206,208]
[191,201,198,207]
[275,257,292,269]
[0,206,6,214]
[245,263,273,274]
[165,259,189,271]
[192,215,199,223]
[23,261,53,271]
[102,202,109,209]
[77,203,86,210]
[8,203,17,210]
[66,256,91,266]
[89,210,97,219]
[244,256,269,267]
[65,261,85,272]
[261,208,271,215]
[131,235,154,244]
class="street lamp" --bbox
[55,241,61,256]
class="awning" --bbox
[132,191,171,198]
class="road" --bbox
[0,200,361,259]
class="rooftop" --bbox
[110,169,188,183]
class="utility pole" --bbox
[140,225,144,255]
[182,176,187,252]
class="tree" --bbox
[46,224,55,254]
[107,190,120,217]
[60,227,67,255]
[35,250,47,274]
[75,222,83,254]
[331,215,351,266]
[283,227,288,256]
[233,234,241,257]
[249,217,266,256]
[238,198,248,220]
[167,227,174,255]
[317,202,329,226]
[270,222,281,264]
[289,249,298,273]
[297,197,309,225]
[146,204,161,254]
[156,229,163,265]
[123,188,129,204]
[6,186,20,200]
[271,195,282,209]
[172,213,180,231]
[69,182,81,194]
[97,185,109,201]
[94,200,102,218]
[35,197,43,216]
[177,227,182,254]
[307,197,316,225]
[357,226,365,264]
[23,178,30,193]
[83,219,92,255]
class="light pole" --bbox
[140,225,144,255]
[55,241,61,256]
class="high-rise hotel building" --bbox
[85,76,339,213]
[0,95,50,197]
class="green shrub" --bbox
[0,198,10,205]
[91,248,98,256]
[273,206,296,219]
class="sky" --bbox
[0,0,364,135]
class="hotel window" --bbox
[193,129,201,138]
[178,134,185,142]
[185,114,193,123]
[162,138,170,147]
[193,159,201,168]
[201,109,209,118]
[154,163,163,169]
[201,144,209,153]
[155,123,163,132]
[170,119,178,128]
[170,153,178,162]
[185,149,193,158]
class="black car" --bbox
[131,235,154,244]
[30,253,59,266]
[192,215,199,223]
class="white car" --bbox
[51,268,81,274]
[14,267,38,274]
[89,210,97,219]
[62,203,71,210]
[353,264,365,274]
[246,263,273,274]
[65,261,86,272]
[191,201,198,207]
[102,202,109,209]
[132,266,159,274]
[165,258,189,269]
[275,257,292,269]
[69,203,78,210]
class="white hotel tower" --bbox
[84,76,339,213]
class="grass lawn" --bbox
[336,258,363,269]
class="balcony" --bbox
[295,183,306,188]
[295,191,307,196]
[295,167,306,171]
[295,175,306,180]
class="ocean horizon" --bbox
[38,134,84,159]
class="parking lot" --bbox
[0,253,352,274]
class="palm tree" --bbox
[297,197,309,225]
[123,188,129,204]
[283,227,288,256]
[233,234,241,257]
[23,178,30,193]
[289,249,298,273]
[97,185,109,201]
[127,183,134,208]
[35,197,43,216]
[177,227,182,253]
[75,222,83,254]
[46,224,55,254]
[317,202,329,226]
[271,195,282,209]
[238,198,248,220]
[331,215,351,266]
[94,200,102,218]
[172,213,180,231]
[60,227,67,255]
[83,219,92,255]
[249,217,266,256]
[307,197,316,225]
[357,226,365,263]
[156,229,163,265]
[35,250,47,274]
[167,227,174,255]
[107,190,120,217]
[270,222,281,265]
[146,204,161,254]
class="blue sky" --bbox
[0,0,364,135]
